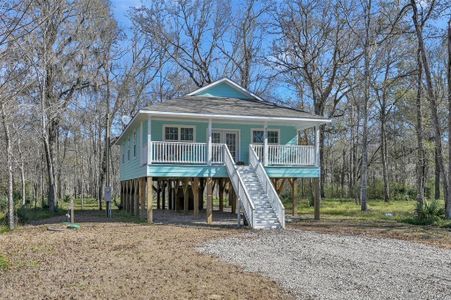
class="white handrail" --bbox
[223,145,255,227]
[251,144,315,166]
[150,141,225,164]
[249,145,285,228]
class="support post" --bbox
[146,177,153,223]
[120,181,124,209]
[315,126,320,167]
[157,180,161,210]
[125,181,130,213]
[183,179,189,213]
[230,186,236,214]
[168,180,173,210]
[140,178,146,219]
[162,181,166,210]
[193,178,199,217]
[206,177,213,224]
[207,119,212,165]
[147,116,152,164]
[290,178,298,216]
[134,179,139,216]
[263,122,268,166]
[218,179,224,212]
[314,178,320,220]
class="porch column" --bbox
[315,126,320,167]
[147,116,152,164]
[146,177,153,223]
[207,118,212,165]
[263,122,268,166]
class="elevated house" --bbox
[116,78,330,229]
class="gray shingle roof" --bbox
[144,96,327,120]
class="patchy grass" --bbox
[285,197,451,248]
[284,197,451,225]
[0,254,9,270]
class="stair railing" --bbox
[223,145,255,228]
[249,145,285,228]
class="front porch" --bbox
[146,141,320,178]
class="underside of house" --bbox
[116,78,330,229]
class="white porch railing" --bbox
[249,146,285,228]
[150,141,225,164]
[251,144,316,166]
[224,145,255,227]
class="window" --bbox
[180,127,194,141]
[164,126,195,142]
[165,127,179,141]
[252,129,279,144]
[127,137,130,160]
[133,131,137,157]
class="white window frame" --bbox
[133,130,137,158]
[127,137,131,160]
[251,128,280,144]
[162,125,196,142]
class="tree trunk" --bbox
[1,103,14,229]
[360,0,372,211]
[380,112,390,202]
[411,1,449,207]
[415,46,425,205]
[447,19,451,218]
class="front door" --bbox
[212,130,239,161]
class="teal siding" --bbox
[119,120,148,181]
[119,118,312,180]
[148,165,228,178]
[151,119,297,164]
[265,167,320,178]
[195,82,252,99]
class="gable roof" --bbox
[115,78,330,144]
[187,78,264,101]
[144,95,327,120]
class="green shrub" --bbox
[410,200,445,225]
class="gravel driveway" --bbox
[199,229,451,300]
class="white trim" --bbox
[211,128,241,161]
[114,110,330,145]
[187,78,265,102]
[162,124,196,142]
[251,128,280,145]
[141,110,331,123]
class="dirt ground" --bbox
[0,216,292,300]
[289,218,451,249]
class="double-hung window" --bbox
[127,137,131,160]
[252,129,279,144]
[133,130,137,157]
[164,126,195,142]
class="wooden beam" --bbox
[314,178,321,220]
[162,180,166,210]
[140,178,146,219]
[183,179,189,213]
[206,177,213,224]
[289,178,298,216]
[218,179,224,212]
[120,181,123,209]
[126,180,130,214]
[168,180,173,210]
[193,178,200,217]
[146,177,153,223]
[230,185,236,214]
[134,179,139,216]
[156,180,161,210]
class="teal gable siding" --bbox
[119,120,148,181]
[195,82,252,99]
